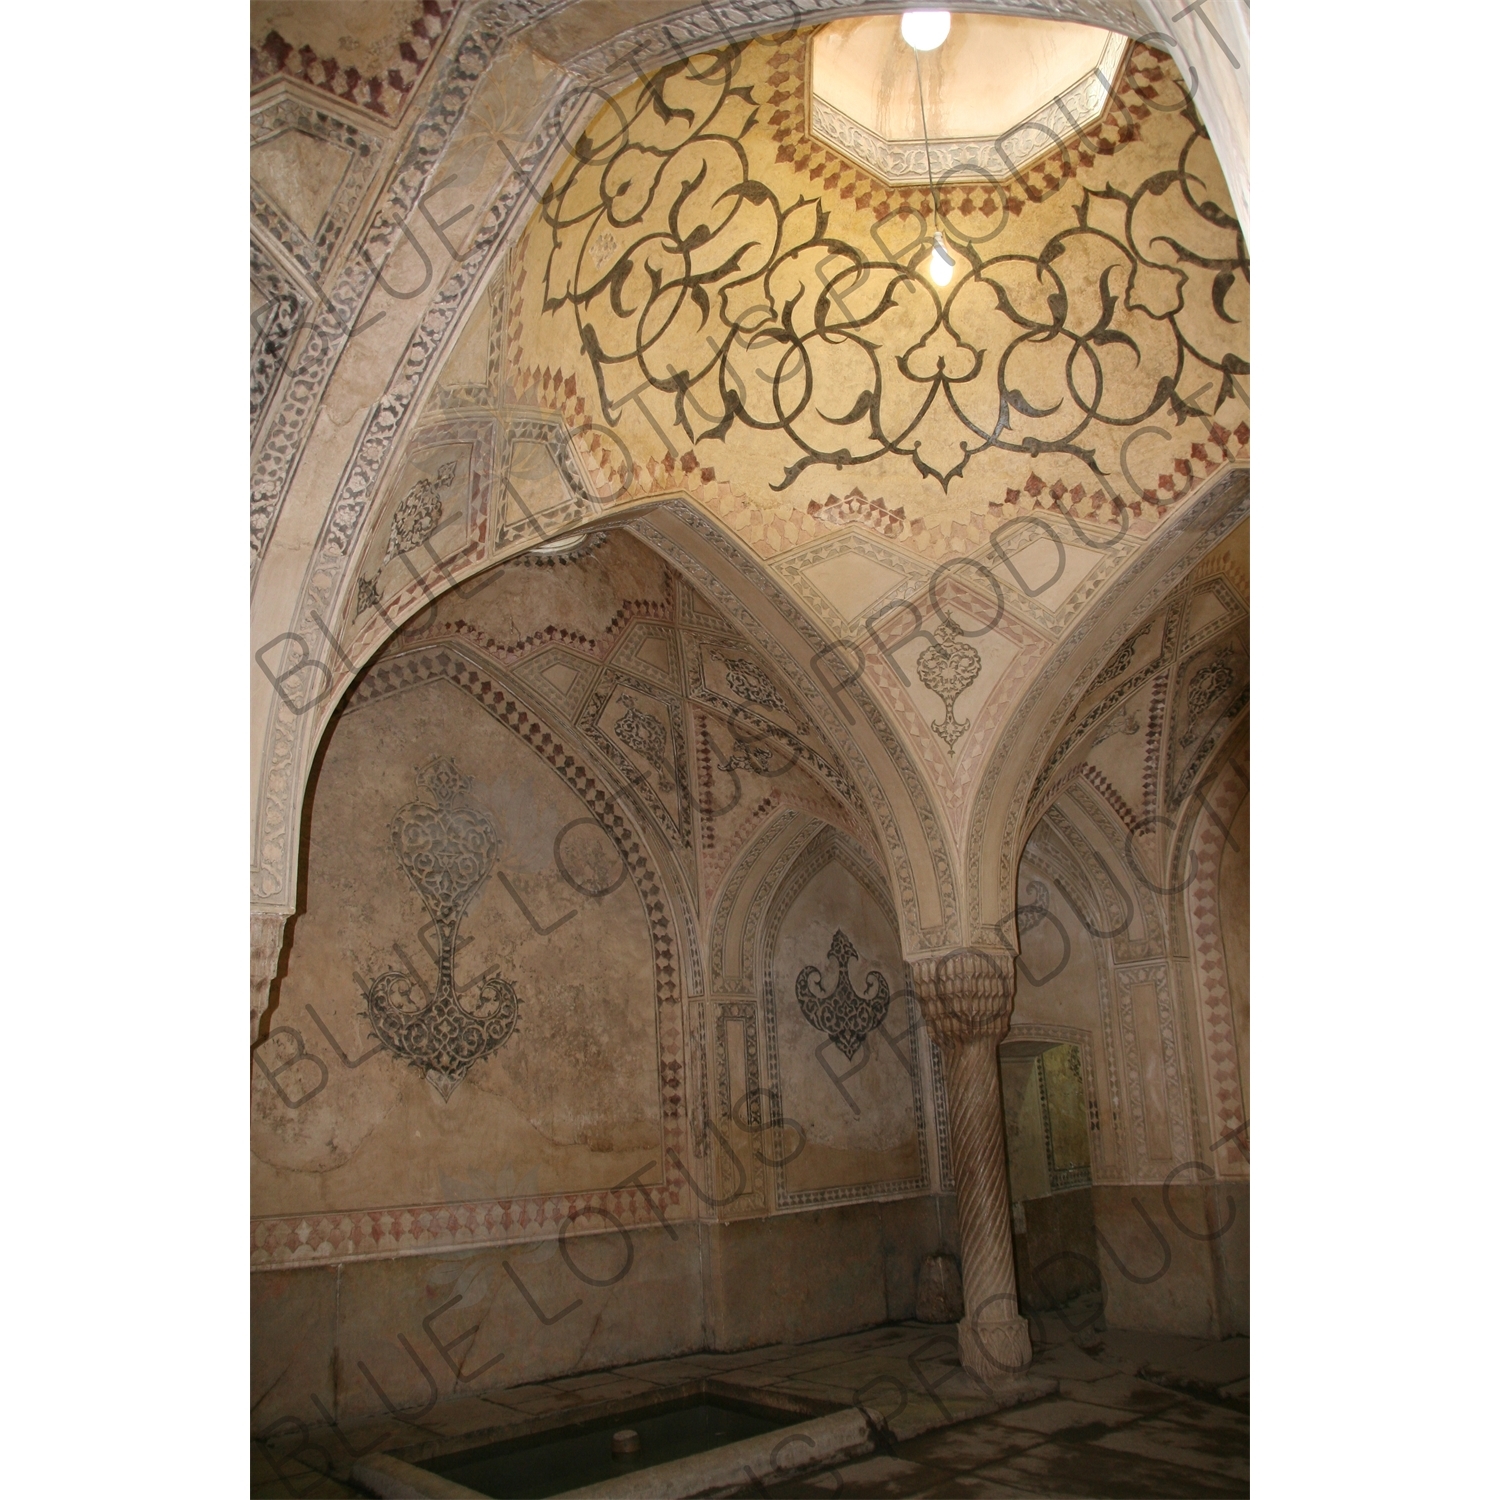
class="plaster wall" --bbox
[1093,1181,1247,1339]
[1005,673,1250,1338]
[1009,863,1127,1181]
[1220,787,1249,1118]
[253,678,663,1219]
[252,1195,958,1434]
[1001,1055,1054,1205]
[252,536,964,1430]
[249,6,1250,1444]
[1013,1187,1098,1312]
[765,857,928,1203]
[999,1041,1099,1314]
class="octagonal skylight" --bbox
[810,13,1128,187]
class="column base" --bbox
[958,1311,1033,1387]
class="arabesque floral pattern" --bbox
[536,38,1247,495]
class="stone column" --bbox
[251,911,289,1046]
[910,949,1032,1386]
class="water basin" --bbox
[418,1394,802,1498]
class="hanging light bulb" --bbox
[901,10,951,51]
[929,231,955,287]
[905,15,955,286]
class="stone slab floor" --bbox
[754,1322,1250,1498]
[251,1314,1247,1498]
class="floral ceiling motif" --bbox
[515,32,1247,518]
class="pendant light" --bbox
[901,10,950,51]
[928,232,955,287]
[904,12,954,286]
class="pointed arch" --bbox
[963,467,1248,952]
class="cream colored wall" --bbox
[1004,804,1250,1336]
[1010,848,1124,1183]
[252,676,662,1219]
[768,858,926,1198]
[1001,1055,1053,1203]
[1007,557,1252,1336]
[252,538,965,1431]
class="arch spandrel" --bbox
[632,501,961,952]
[963,464,1246,951]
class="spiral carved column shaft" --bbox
[910,950,1032,1385]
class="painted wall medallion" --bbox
[361,757,521,1099]
[355,575,383,615]
[384,460,457,564]
[917,621,982,754]
[719,732,774,774]
[1180,647,1235,745]
[1100,626,1148,683]
[614,693,673,792]
[1090,704,1141,749]
[795,929,892,1060]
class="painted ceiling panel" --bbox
[441,26,1248,823]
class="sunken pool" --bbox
[417,1394,803,1498]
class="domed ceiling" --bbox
[496,25,1246,511]
[261,10,1249,948]
[809,12,1129,185]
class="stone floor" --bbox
[251,1313,1247,1498]
[754,1315,1249,1498]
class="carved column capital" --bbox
[908,949,1015,1052]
